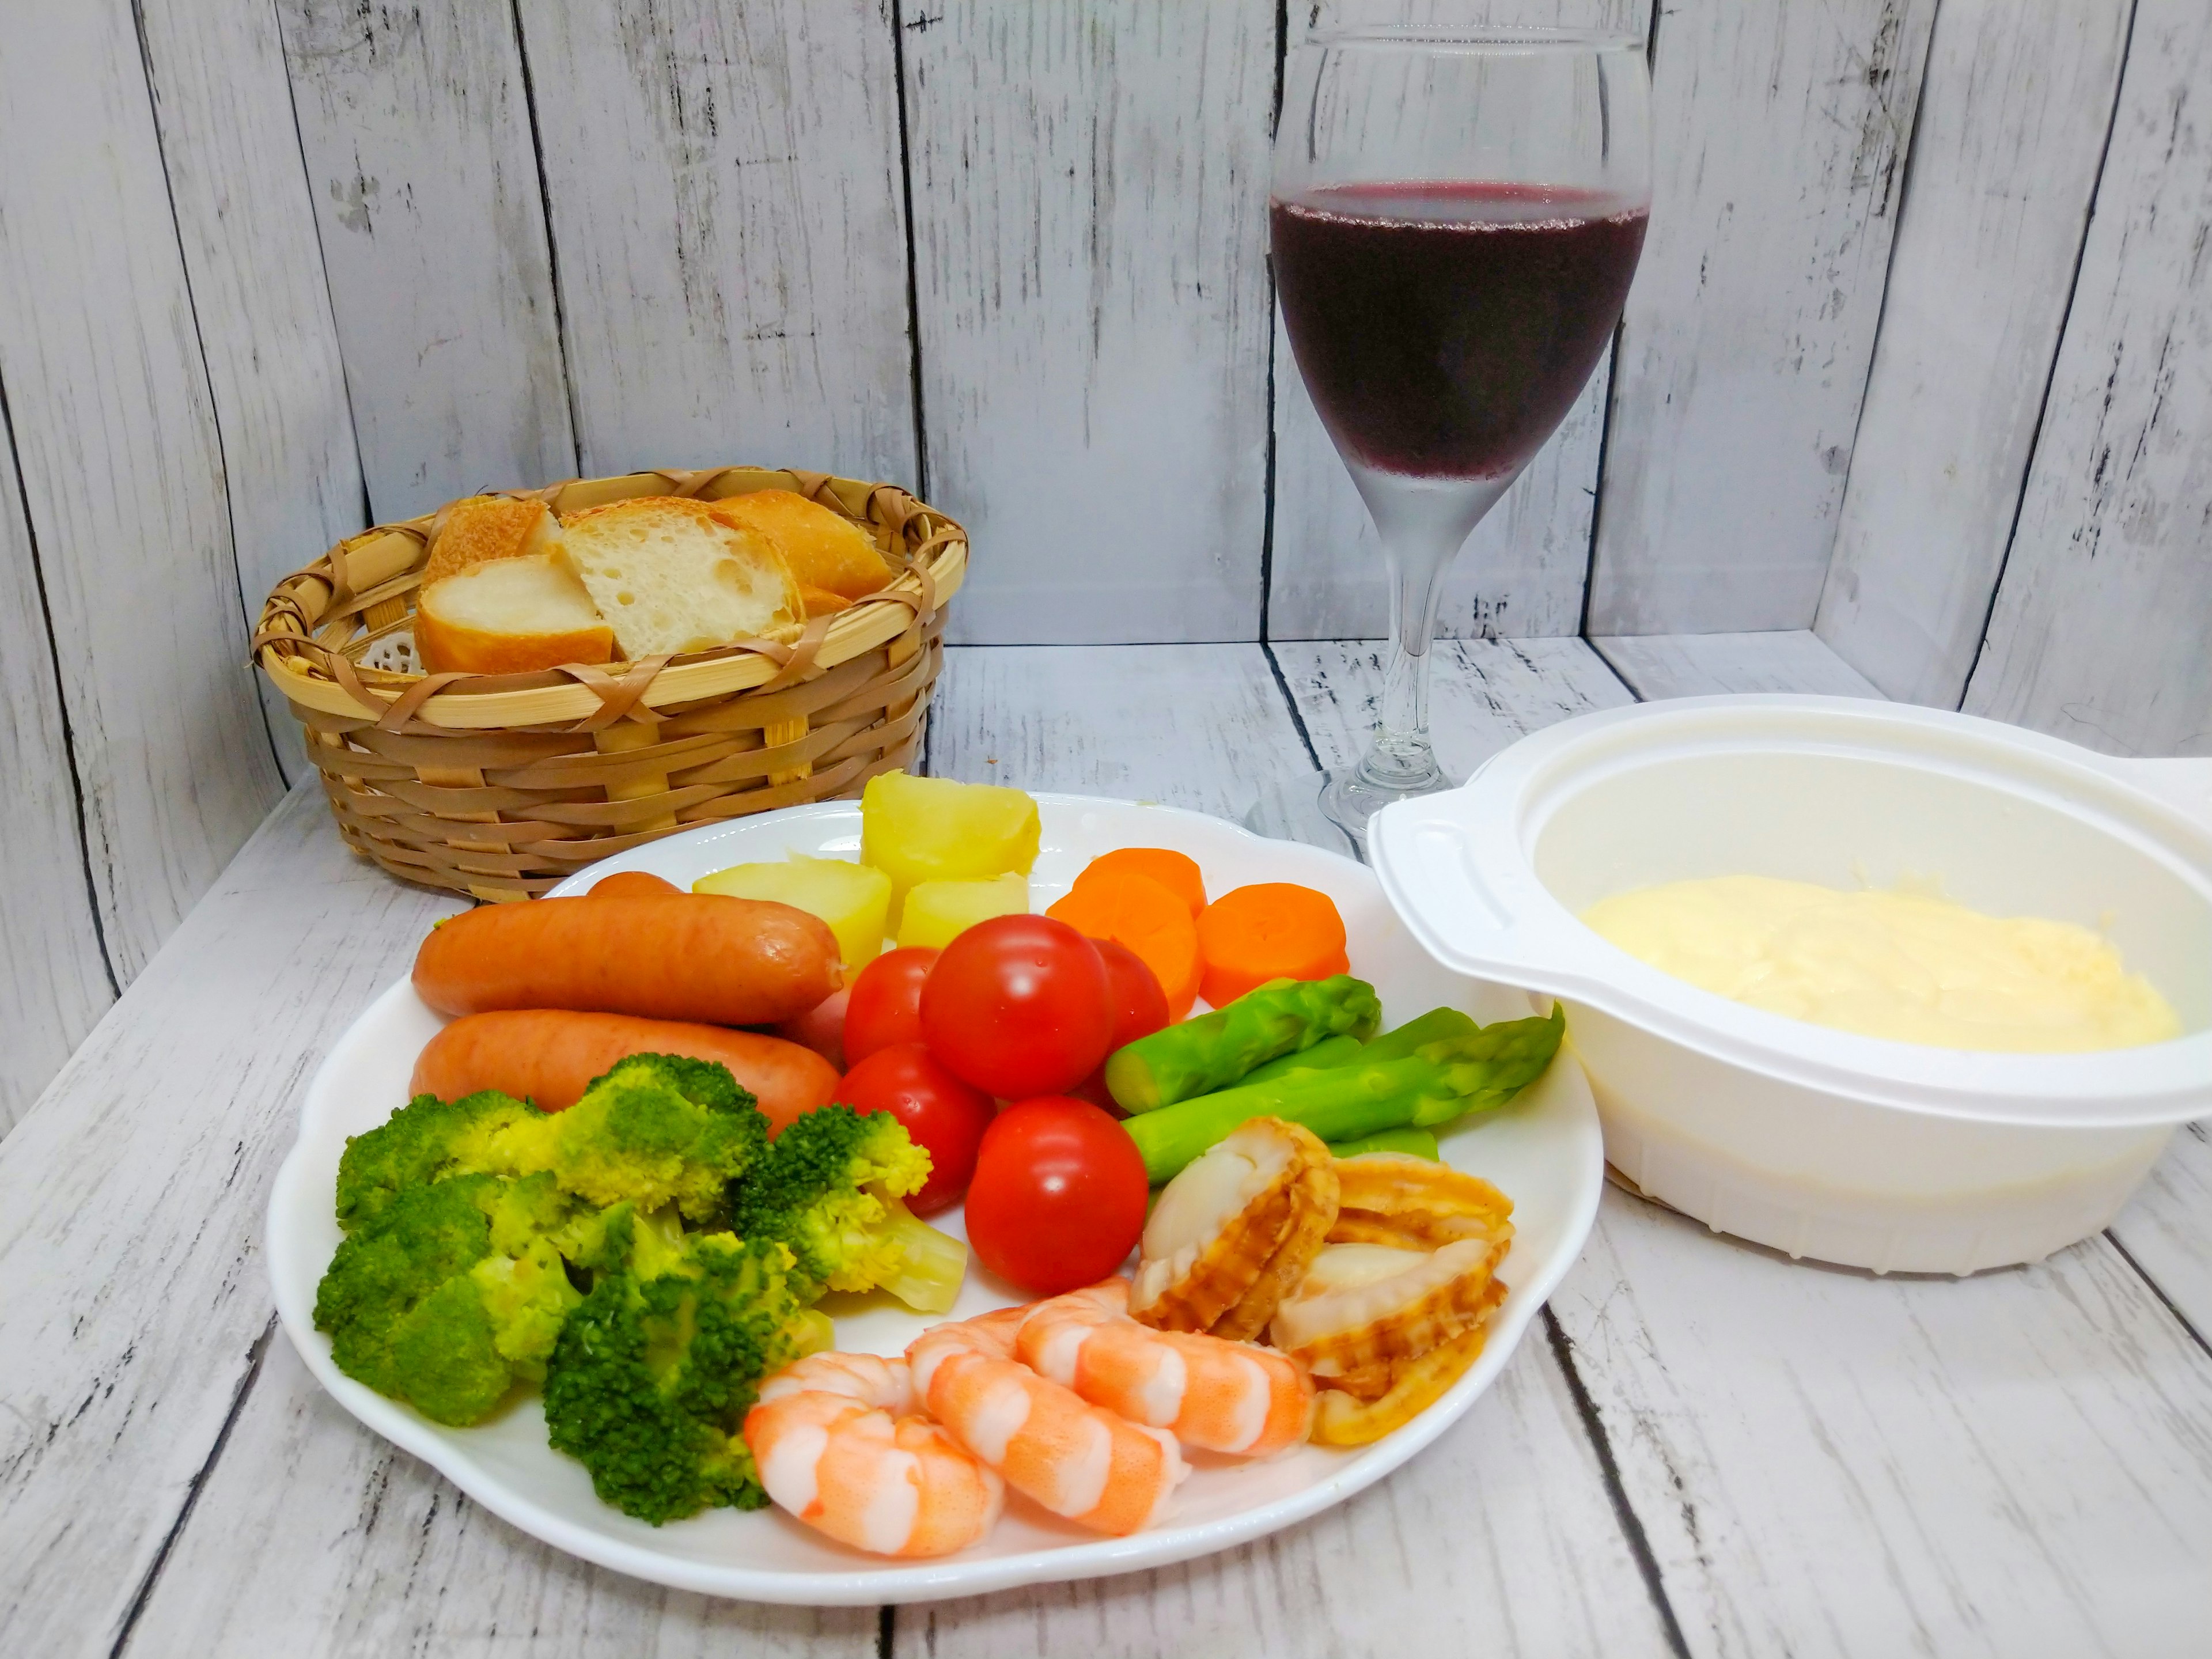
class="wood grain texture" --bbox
[1814,0,2132,708]
[2112,1122,2212,1346]
[898,1343,1676,1659]
[1587,0,1939,635]
[127,1338,875,1659]
[904,2,1274,644]
[1555,1193,2212,1658]
[0,0,288,982]
[135,0,372,782]
[1963,0,2212,759]
[0,784,459,1659]
[1590,630,1882,700]
[276,0,577,517]
[927,644,1312,813]
[1266,0,1649,643]
[516,0,916,482]
[0,400,114,1135]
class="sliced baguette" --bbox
[559,495,802,659]
[703,488,896,599]
[415,553,613,675]
[423,495,560,587]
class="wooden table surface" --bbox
[3,632,2207,1658]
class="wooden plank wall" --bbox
[0,0,2207,1128]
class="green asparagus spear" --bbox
[1327,1126,1440,1161]
[1121,1007,1565,1181]
[1237,1033,1364,1087]
[1105,975,1382,1113]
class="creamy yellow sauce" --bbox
[1580,874,2182,1052]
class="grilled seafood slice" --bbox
[1131,1118,1337,1334]
[1327,1153,1513,1251]
[1308,1296,1501,1445]
[1269,1230,1510,1376]
[1213,1149,1339,1342]
[1018,1279,1313,1456]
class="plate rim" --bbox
[266,793,1604,1604]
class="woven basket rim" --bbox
[252,465,965,733]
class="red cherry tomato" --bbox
[844,946,940,1067]
[836,1043,994,1215]
[963,1097,1150,1295]
[1071,939,1171,1110]
[919,915,1113,1099]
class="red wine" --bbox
[1271,183,1647,479]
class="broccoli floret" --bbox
[313,1171,585,1425]
[544,1055,768,1223]
[542,1229,829,1524]
[730,1104,966,1313]
[334,1090,552,1232]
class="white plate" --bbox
[267,794,1603,1604]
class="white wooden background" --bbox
[0,0,2207,1133]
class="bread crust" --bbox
[423,495,559,587]
[703,488,895,599]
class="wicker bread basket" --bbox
[253,465,964,902]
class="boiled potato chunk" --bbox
[897,873,1029,950]
[694,854,892,971]
[860,770,1040,926]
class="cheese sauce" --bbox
[1580,874,2182,1052]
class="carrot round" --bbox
[588,869,681,898]
[1047,870,1203,1019]
[408,1009,839,1135]
[1194,882,1349,1007]
[1076,847,1206,916]
[413,893,839,1025]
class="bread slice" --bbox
[559,496,802,659]
[703,488,896,600]
[423,495,560,588]
[415,554,613,675]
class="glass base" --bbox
[1242,760,1458,858]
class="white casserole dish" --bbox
[1369,695,2212,1275]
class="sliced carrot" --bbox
[1047,871,1203,1019]
[1195,882,1349,1007]
[1076,847,1206,917]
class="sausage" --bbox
[409,1009,840,1134]
[588,869,682,898]
[412,892,840,1025]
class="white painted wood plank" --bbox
[0,784,460,1658]
[1814,0,2131,709]
[2111,1122,2212,1346]
[1555,1194,2212,1658]
[1963,0,2212,760]
[1591,630,1883,701]
[1266,0,1649,643]
[1268,636,1635,782]
[136,0,371,784]
[1588,0,1940,635]
[905,3,1274,645]
[516,0,917,483]
[927,644,1313,816]
[128,1338,875,1658]
[0,0,288,982]
[899,1341,1676,1659]
[0,408,113,1137]
[276,0,577,517]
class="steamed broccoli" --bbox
[730,1104,967,1313]
[542,1225,831,1524]
[313,1171,585,1425]
[334,1090,550,1232]
[542,1054,767,1222]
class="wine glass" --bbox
[1255,26,1650,847]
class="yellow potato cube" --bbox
[860,770,1040,926]
[693,854,892,971]
[896,874,1030,950]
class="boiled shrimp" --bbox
[743,1350,1004,1558]
[1017,1279,1313,1457]
[907,1305,1188,1536]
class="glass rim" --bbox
[1301,24,1644,53]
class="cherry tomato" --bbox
[843,946,940,1067]
[1070,939,1171,1110]
[836,1043,994,1215]
[919,915,1113,1099]
[775,985,849,1072]
[963,1096,1150,1294]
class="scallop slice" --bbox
[1306,1285,1505,1446]
[1268,1229,1512,1376]
[1211,1150,1340,1343]
[1327,1153,1514,1251]
[1130,1118,1335,1333]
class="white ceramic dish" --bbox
[1370,695,2212,1276]
[268,794,1603,1604]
